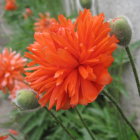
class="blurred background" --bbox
[0,0,140,140]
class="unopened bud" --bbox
[15,89,39,110]
[80,0,92,9]
[110,16,132,46]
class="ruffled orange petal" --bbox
[25,9,118,110]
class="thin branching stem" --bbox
[125,46,140,96]
[103,90,140,140]
[75,107,97,140]
[44,107,76,140]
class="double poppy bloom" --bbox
[5,0,17,11]
[0,48,26,94]
[25,9,118,111]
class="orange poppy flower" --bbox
[34,12,57,32]
[25,9,118,111]
[10,81,29,100]
[0,136,8,140]
[8,129,18,135]
[5,0,17,11]
[0,48,26,93]
[0,129,18,140]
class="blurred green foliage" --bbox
[4,0,64,53]
[0,0,140,140]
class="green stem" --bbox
[75,107,97,140]
[9,134,17,140]
[44,107,76,140]
[103,90,140,140]
[125,46,140,96]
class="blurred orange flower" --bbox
[8,129,18,135]
[25,9,118,111]
[34,13,57,32]
[23,8,33,19]
[0,136,8,140]
[0,48,26,93]
[5,0,17,11]
[0,129,18,140]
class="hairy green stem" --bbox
[103,90,140,140]
[75,107,97,140]
[125,46,140,96]
[44,107,76,140]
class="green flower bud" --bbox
[80,0,92,9]
[110,16,132,46]
[15,89,39,110]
